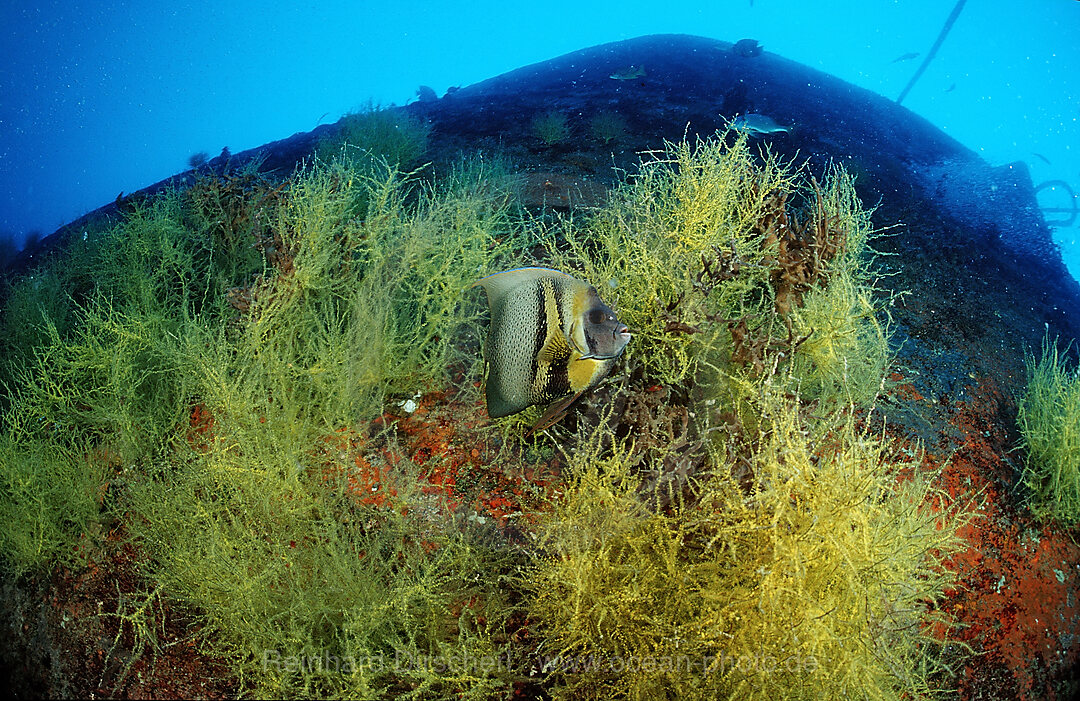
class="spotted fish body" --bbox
[474,267,631,418]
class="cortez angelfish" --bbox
[473,267,631,429]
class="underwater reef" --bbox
[2,34,1079,700]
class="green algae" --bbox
[1018,335,1080,524]
[0,133,971,699]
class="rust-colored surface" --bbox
[2,530,236,699]
[316,392,562,530]
[894,375,1080,700]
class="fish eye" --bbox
[587,308,609,325]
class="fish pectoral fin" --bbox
[536,330,572,365]
[526,390,584,437]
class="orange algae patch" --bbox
[315,393,562,527]
[312,426,400,509]
[888,370,926,402]
[390,393,562,527]
[186,402,216,453]
[922,377,1080,698]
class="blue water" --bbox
[1,0,1078,277]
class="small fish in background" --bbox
[732,38,763,58]
[1033,153,1052,166]
[944,83,957,93]
[473,268,631,430]
[891,52,920,63]
[610,65,646,80]
[730,113,791,136]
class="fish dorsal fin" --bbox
[472,267,571,310]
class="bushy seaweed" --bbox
[544,134,787,385]
[1017,336,1080,523]
[528,393,965,700]
[0,150,530,695]
[786,168,892,408]
[0,430,109,575]
[316,104,432,176]
[531,111,571,146]
[544,134,891,418]
[525,136,959,700]
[0,131,965,700]
[0,266,76,392]
[125,439,519,698]
[589,111,628,145]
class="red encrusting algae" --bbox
[897,375,1080,699]
[313,392,562,529]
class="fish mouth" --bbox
[578,327,632,360]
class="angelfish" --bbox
[473,267,631,428]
